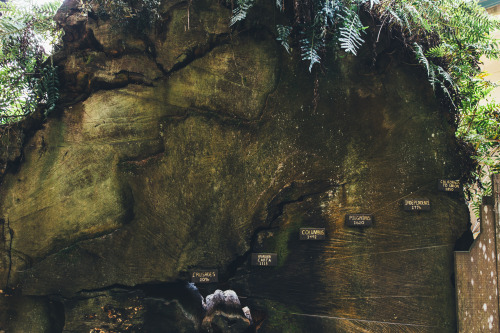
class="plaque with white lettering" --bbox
[345,214,373,227]
[191,270,218,283]
[404,199,431,211]
[251,253,277,266]
[300,228,326,240]
[438,180,460,192]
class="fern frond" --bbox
[276,0,283,12]
[428,64,436,90]
[0,1,59,38]
[0,20,24,37]
[436,66,454,88]
[401,2,428,30]
[386,8,401,24]
[317,0,341,26]
[426,45,447,58]
[414,43,430,76]
[438,80,453,101]
[0,3,31,19]
[436,65,456,103]
[300,34,324,72]
[230,0,254,26]
[37,65,59,116]
[38,1,61,14]
[276,25,292,53]
[338,8,365,56]
[395,4,413,31]
[359,0,379,10]
[414,43,440,90]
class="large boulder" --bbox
[0,0,469,331]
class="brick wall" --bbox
[455,175,500,332]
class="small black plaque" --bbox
[438,179,460,192]
[345,214,373,227]
[191,270,218,283]
[300,228,326,240]
[404,199,431,211]
[251,253,277,266]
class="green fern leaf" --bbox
[414,43,440,90]
[426,45,447,58]
[230,0,254,26]
[300,34,324,72]
[436,66,454,88]
[276,25,292,53]
[414,43,430,76]
[339,9,365,56]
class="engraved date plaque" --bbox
[300,228,326,240]
[404,199,431,211]
[191,270,218,283]
[345,214,373,227]
[438,180,460,192]
[251,253,277,266]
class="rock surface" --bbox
[0,0,469,331]
[62,283,204,332]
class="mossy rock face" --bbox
[0,0,468,331]
[154,0,231,72]
[0,294,64,333]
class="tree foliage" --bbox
[0,0,163,128]
[0,1,61,124]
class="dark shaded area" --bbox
[0,295,65,332]
[454,221,474,252]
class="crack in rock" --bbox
[162,33,231,76]
[4,218,13,289]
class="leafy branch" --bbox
[0,0,62,124]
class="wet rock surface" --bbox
[0,0,469,331]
